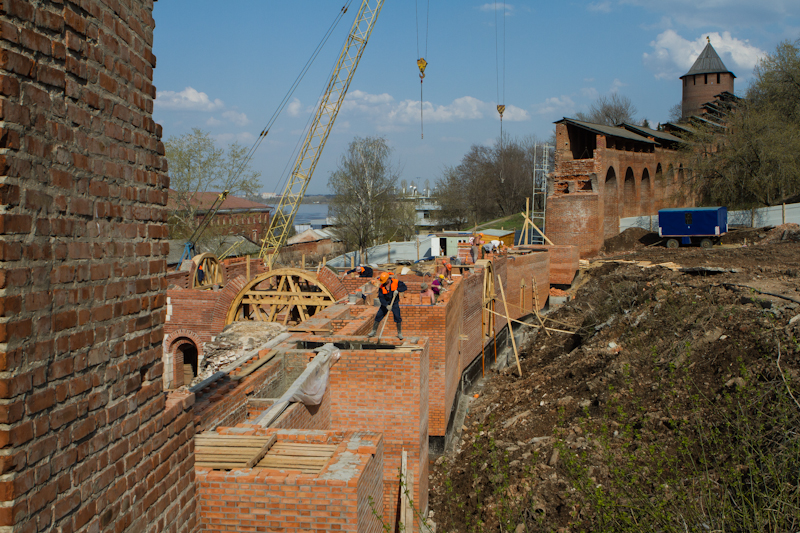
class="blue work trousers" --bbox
[375,297,402,324]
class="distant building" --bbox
[168,190,271,243]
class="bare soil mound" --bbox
[428,242,800,532]
[600,227,659,254]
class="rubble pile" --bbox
[193,322,285,385]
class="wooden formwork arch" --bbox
[192,253,225,289]
[475,259,495,337]
[225,268,337,326]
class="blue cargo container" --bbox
[658,207,727,249]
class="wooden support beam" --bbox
[498,277,523,377]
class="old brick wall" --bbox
[547,194,602,257]
[0,0,196,531]
[550,123,692,257]
[682,72,734,118]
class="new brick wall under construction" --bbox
[0,1,196,531]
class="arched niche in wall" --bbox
[623,167,636,218]
[640,168,651,215]
[604,166,619,238]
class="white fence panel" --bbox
[620,202,800,232]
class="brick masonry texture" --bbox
[158,247,563,531]
[549,122,694,257]
[195,429,383,533]
[0,1,197,531]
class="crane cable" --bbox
[416,0,429,139]
[495,1,506,182]
[226,3,353,193]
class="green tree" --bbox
[165,128,261,240]
[433,135,549,228]
[686,40,800,207]
[328,136,400,260]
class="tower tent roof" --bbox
[680,42,736,79]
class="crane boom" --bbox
[260,0,385,266]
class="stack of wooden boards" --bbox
[255,442,337,474]
[195,433,336,474]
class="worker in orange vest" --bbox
[367,272,407,339]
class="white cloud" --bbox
[155,87,224,111]
[287,98,303,117]
[535,95,576,116]
[610,78,627,92]
[206,117,221,126]
[479,2,514,14]
[222,110,250,127]
[340,90,528,126]
[588,2,612,13]
[643,30,767,80]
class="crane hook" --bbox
[417,57,427,80]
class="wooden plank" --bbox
[270,442,336,446]
[498,276,523,377]
[400,450,408,532]
[196,448,262,455]
[259,456,329,465]
[268,449,334,457]
[246,435,277,468]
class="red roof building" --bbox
[168,190,271,243]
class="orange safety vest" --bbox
[380,279,399,294]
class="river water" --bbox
[274,203,329,225]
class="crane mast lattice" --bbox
[260,0,385,267]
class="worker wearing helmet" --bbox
[346,265,373,278]
[438,261,453,281]
[367,272,407,339]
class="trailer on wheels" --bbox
[658,207,727,249]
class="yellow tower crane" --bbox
[260,0,385,267]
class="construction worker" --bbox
[367,272,407,339]
[346,265,373,278]
[431,274,445,301]
[420,282,436,305]
[437,261,452,281]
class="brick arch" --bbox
[603,166,619,238]
[163,329,204,389]
[210,274,251,333]
[640,168,652,215]
[622,167,636,219]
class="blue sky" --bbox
[152,1,800,195]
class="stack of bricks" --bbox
[0,1,197,531]
[195,429,384,533]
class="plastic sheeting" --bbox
[254,343,341,428]
[287,343,340,406]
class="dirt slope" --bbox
[428,233,800,533]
